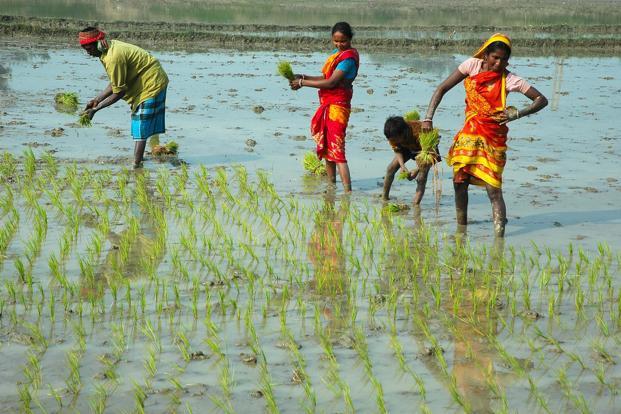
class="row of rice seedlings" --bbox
[1,152,620,412]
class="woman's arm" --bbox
[294,74,324,81]
[421,69,467,132]
[290,69,347,90]
[499,86,548,124]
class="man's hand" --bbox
[84,99,99,112]
[84,108,97,120]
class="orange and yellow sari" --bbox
[310,48,359,163]
[448,70,508,188]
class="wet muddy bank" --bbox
[2,15,621,55]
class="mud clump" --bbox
[45,127,64,137]
[252,105,265,114]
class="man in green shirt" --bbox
[79,27,169,168]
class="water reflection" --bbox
[366,53,460,78]
[443,238,514,413]
[307,191,351,333]
[81,170,167,300]
[0,49,51,65]
[0,64,10,91]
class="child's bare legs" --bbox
[485,184,507,237]
[413,165,430,205]
[382,157,400,200]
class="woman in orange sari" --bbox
[290,22,360,193]
[422,34,548,236]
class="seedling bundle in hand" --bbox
[277,61,295,81]
[303,152,326,176]
[415,129,440,166]
[78,112,92,127]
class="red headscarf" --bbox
[78,28,106,45]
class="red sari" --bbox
[310,48,359,163]
[448,70,508,188]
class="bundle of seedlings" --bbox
[151,141,179,156]
[383,202,409,213]
[54,92,79,113]
[303,152,326,176]
[403,109,420,122]
[415,129,440,167]
[277,61,295,81]
[78,112,92,127]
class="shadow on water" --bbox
[80,170,167,301]
[509,209,621,237]
[307,191,352,336]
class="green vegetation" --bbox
[54,92,79,107]
[0,151,618,413]
[277,60,295,81]
[78,112,92,127]
[416,128,440,166]
[403,110,420,122]
[397,171,409,180]
[303,151,326,175]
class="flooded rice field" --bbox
[1,13,621,414]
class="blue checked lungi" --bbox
[131,88,166,140]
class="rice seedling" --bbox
[277,60,295,81]
[403,109,420,121]
[151,140,179,156]
[0,152,618,413]
[415,129,440,167]
[54,91,79,108]
[78,112,92,127]
[303,152,326,176]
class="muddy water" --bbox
[0,41,619,250]
[0,38,620,414]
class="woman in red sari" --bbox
[422,33,548,236]
[290,22,360,193]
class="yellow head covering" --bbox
[473,33,512,58]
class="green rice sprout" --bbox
[403,109,420,121]
[55,92,79,112]
[415,128,440,166]
[165,141,179,154]
[78,112,92,127]
[397,171,409,180]
[383,203,409,213]
[303,152,326,176]
[277,60,295,81]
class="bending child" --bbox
[382,116,439,205]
